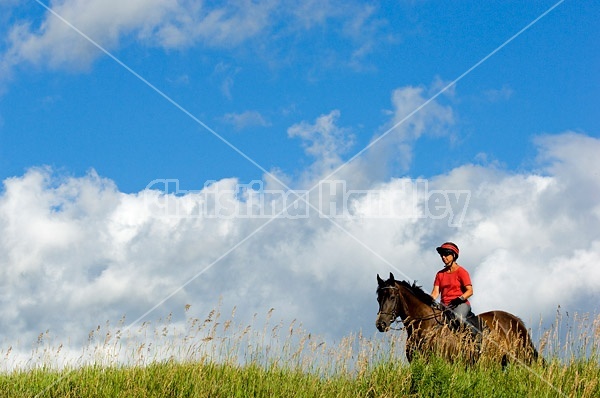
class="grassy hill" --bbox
[0,309,598,397]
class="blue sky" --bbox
[0,0,599,370]
[1,1,596,193]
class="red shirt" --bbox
[434,266,472,305]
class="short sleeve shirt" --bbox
[434,266,472,305]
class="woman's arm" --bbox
[431,285,440,300]
[461,285,473,301]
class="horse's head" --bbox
[375,272,400,332]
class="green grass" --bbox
[0,356,597,397]
[0,308,598,397]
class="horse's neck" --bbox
[397,286,437,324]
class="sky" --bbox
[0,0,599,369]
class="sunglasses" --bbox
[439,250,455,257]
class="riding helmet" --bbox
[436,242,459,259]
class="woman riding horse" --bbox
[376,272,540,366]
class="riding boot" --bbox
[442,309,461,331]
[465,313,482,333]
[464,314,484,353]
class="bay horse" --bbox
[376,273,540,366]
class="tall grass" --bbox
[0,306,598,397]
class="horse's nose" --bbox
[376,321,387,332]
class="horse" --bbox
[375,272,540,367]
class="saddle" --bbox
[434,302,485,337]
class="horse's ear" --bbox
[377,274,384,285]
[389,272,395,281]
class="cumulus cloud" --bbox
[2,129,599,368]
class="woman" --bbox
[430,242,474,324]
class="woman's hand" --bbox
[449,296,465,307]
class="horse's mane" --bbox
[397,280,437,307]
[377,276,436,307]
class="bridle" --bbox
[377,285,447,329]
[377,286,403,330]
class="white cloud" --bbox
[0,0,392,75]
[484,84,514,102]
[269,82,455,190]
[389,85,454,142]
[355,84,455,179]
[222,110,270,131]
[3,0,175,70]
[0,0,275,72]
[1,130,599,367]
[287,110,356,182]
